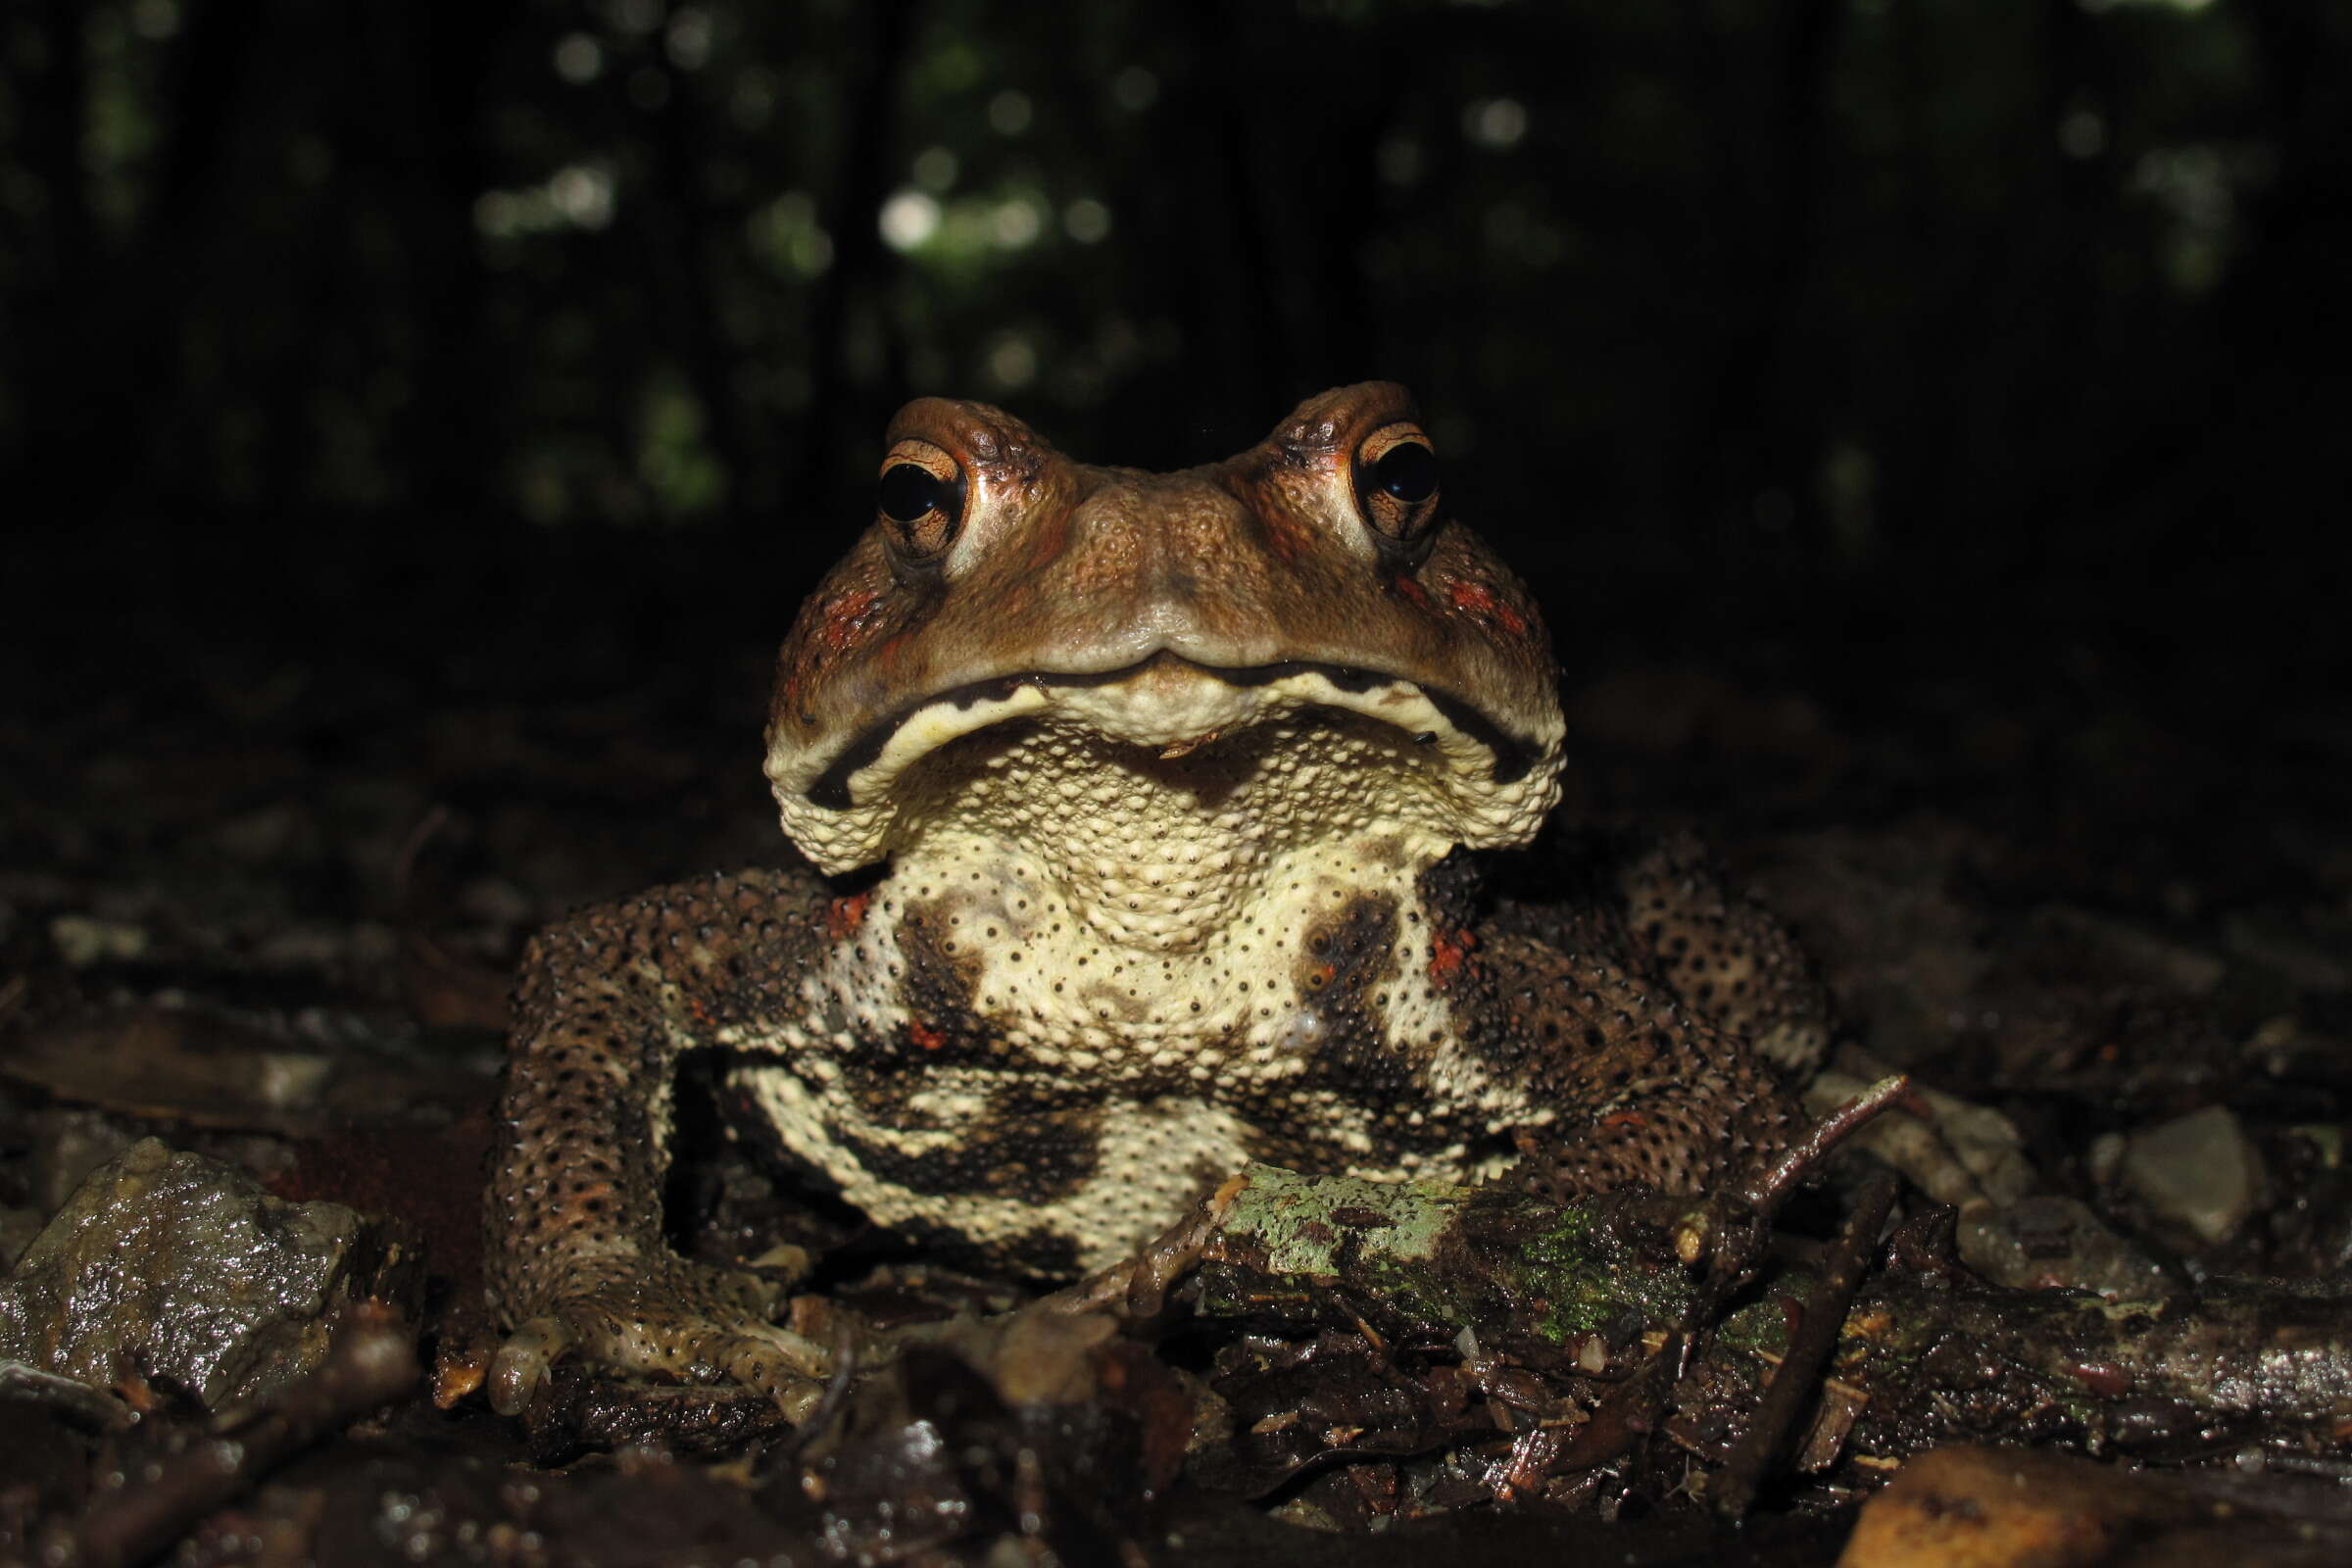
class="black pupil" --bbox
[1375,442,1439,504]
[879,463,946,523]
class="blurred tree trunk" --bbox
[1675,0,1844,568]
[1876,0,1949,568]
[797,0,917,510]
[1200,0,1292,420]
[13,0,253,527]
[8,0,92,507]
[643,0,756,529]
[387,0,515,528]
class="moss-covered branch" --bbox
[1186,1165,2352,1479]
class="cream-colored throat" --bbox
[772,661,1563,886]
[879,711,1462,955]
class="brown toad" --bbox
[484,382,1827,1413]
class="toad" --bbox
[484,382,1828,1414]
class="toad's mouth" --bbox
[805,655,1542,811]
[767,653,1563,876]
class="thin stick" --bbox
[772,1315,860,1464]
[1740,1073,1910,1212]
[71,1305,416,1568]
[1713,1168,1897,1517]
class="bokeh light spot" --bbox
[554,32,603,84]
[1063,199,1111,244]
[879,190,943,251]
[988,90,1033,136]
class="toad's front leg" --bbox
[483,872,833,1416]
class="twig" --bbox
[772,1315,859,1465]
[1739,1073,1910,1212]
[1713,1168,1897,1517]
[0,1361,134,1431]
[68,1303,417,1568]
[1039,1171,1245,1321]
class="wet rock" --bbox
[767,1345,1167,1565]
[1840,1444,2351,1567]
[1812,1068,2036,1209]
[1955,1195,2178,1301]
[0,1139,419,1411]
[2121,1105,2265,1246]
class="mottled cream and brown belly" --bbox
[726,705,1549,1269]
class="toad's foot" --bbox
[488,1258,831,1420]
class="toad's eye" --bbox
[1372,440,1438,505]
[875,439,966,564]
[1352,422,1442,550]
[880,464,952,524]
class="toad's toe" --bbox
[488,1265,831,1418]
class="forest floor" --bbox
[3,530,2349,1565]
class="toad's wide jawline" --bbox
[798,652,1546,812]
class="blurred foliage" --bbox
[1,0,2345,636]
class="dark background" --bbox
[3,0,2347,922]
[5,9,2352,1549]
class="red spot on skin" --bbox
[816,588,882,653]
[909,1019,948,1053]
[1389,573,1434,610]
[1427,927,1476,985]
[2071,1361,2132,1397]
[826,889,873,941]
[779,588,887,720]
[1599,1109,1648,1133]
[1446,577,1529,636]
